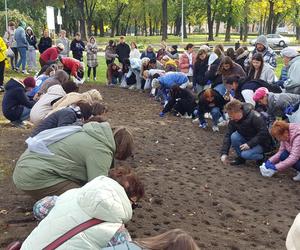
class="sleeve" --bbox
[16,89,35,108]
[246,114,270,148]
[221,122,235,155]
[269,143,286,164]
[70,40,75,51]
[80,41,85,51]
[162,96,176,113]
[265,69,275,84]
[56,111,77,127]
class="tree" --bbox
[162,0,168,40]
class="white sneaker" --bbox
[212,125,219,132]
[293,172,300,181]
[204,113,212,119]
[94,77,97,81]
[192,118,199,123]
[87,77,90,80]
[129,85,136,90]
[22,70,29,75]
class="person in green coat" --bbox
[13,122,134,200]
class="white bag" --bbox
[259,163,276,177]
[120,76,127,88]
[287,107,300,124]
[6,47,14,58]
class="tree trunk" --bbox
[116,20,120,36]
[272,13,280,34]
[239,24,243,41]
[296,6,300,41]
[183,12,187,38]
[99,18,104,37]
[175,15,181,36]
[149,15,153,36]
[215,19,220,37]
[134,19,138,36]
[225,0,233,41]
[243,0,250,41]
[207,0,214,41]
[259,14,263,34]
[266,0,274,34]
[124,13,131,35]
[162,0,168,40]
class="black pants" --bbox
[11,47,18,69]
[88,67,97,78]
[174,100,196,115]
[0,60,5,86]
[106,59,114,66]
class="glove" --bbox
[260,162,276,177]
[159,112,165,117]
[265,160,277,171]
[284,105,295,115]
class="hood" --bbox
[4,78,25,91]
[262,62,274,72]
[289,55,300,66]
[82,122,116,153]
[256,35,268,49]
[77,175,132,223]
[241,103,253,118]
[46,84,66,97]
[236,50,249,60]
[53,70,69,84]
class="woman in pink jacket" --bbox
[260,120,300,181]
[179,43,196,82]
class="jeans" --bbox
[279,150,300,171]
[27,47,37,71]
[19,106,31,122]
[199,107,222,126]
[231,131,264,160]
[214,83,226,96]
[112,74,122,85]
[16,47,27,71]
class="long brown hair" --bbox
[136,229,200,250]
[248,53,264,80]
[218,56,234,75]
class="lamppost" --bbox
[181,0,184,43]
[5,0,8,31]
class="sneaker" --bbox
[129,85,136,90]
[192,118,199,123]
[218,117,228,126]
[94,77,97,81]
[87,77,90,81]
[293,172,300,181]
[212,125,219,132]
[0,86,4,92]
[199,122,207,129]
[204,113,212,119]
[230,157,246,166]
[22,70,29,75]
[14,68,19,72]
[10,121,26,129]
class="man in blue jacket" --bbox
[14,21,29,74]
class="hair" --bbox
[149,58,157,64]
[226,48,235,61]
[165,65,177,72]
[214,48,223,58]
[136,229,199,250]
[75,100,93,121]
[236,47,245,56]
[218,56,234,75]
[108,40,114,46]
[215,44,224,52]
[113,127,134,160]
[170,85,182,97]
[271,120,290,138]
[242,46,248,51]
[108,166,133,179]
[89,36,95,43]
[8,21,15,27]
[91,102,107,116]
[203,88,215,101]
[75,32,81,37]
[152,73,160,79]
[249,53,264,80]
[131,42,137,49]
[85,115,107,123]
[60,29,66,34]
[61,81,79,94]
[224,100,243,113]
[44,66,55,76]
[185,43,194,50]
[224,75,240,85]
[120,36,125,39]
[195,49,207,62]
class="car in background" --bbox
[250,34,290,47]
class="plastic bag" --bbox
[259,163,276,177]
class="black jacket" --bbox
[2,79,35,121]
[116,43,130,63]
[221,103,273,155]
[204,58,222,88]
[163,88,196,113]
[70,39,85,61]
[38,37,52,54]
[26,34,37,49]
[193,57,208,86]
[198,89,227,114]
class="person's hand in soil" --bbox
[220,154,228,165]
[240,143,250,151]
[159,112,165,117]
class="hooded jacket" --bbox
[235,50,249,71]
[38,70,69,95]
[158,72,189,89]
[2,78,35,121]
[269,123,300,171]
[13,122,116,191]
[14,26,27,48]
[284,56,300,94]
[286,212,300,250]
[204,57,222,87]
[221,104,272,155]
[25,27,37,49]
[179,52,196,74]
[20,176,132,250]
[30,85,66,125]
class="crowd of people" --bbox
[1,20,300,249]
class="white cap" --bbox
[57,43,65,51]
[281,47,299,58]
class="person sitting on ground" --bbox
[70,32,85,61]
[193,49,209,93]
[107,63,123,85]
[281,47,300,94]
[140,45,156,60]
[13,122,134,200]
[196,88,228,132]
[259,120,300,181]
[20,172,144,249]
[30,81,79,125]
[234,47,249,71]
[159,85,196,118]
[39,43,65,67]
[247,53,276,84]
[2,77,36,128]
[220,100,273,166]
[244,35,277,69]
[253,87,300,125]
[31,100,93,137]
[58,56,84,81]
[286,213,300,250]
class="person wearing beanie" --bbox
[2,77,36,127]
[253,87,300,125]
[14,21,29,74]
[281,47,300,94]
[244,35,277,69]
[25,27,38,72]
[39,44,65,67]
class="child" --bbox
[86,36,98,81]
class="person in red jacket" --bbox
[39,43,64,67]
[59,56,84,80]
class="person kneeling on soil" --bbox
[20,172,144,249]
[159,85,196,118]
[2,77,36,128]
[220,100,273,166]
[259,120,300,181]
[13,122,134,200]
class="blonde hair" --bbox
[136,229,200,250]
[82,89,103,103]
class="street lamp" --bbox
[181,0,184,43]
[5,0,8,31]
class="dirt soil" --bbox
[0,85,300,250]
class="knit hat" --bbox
[253,87,269,102]
[281,47,299,58]
[57,43,65,51]
[23,77,36,88]
[255,35,268,48]
[151,78,161,89]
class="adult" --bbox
[247,53,276,84]
[104,40,118,65]
[166,45,179,60]
[129,42,141,59]
[3,21,18,70]
[244,35,277,69]
[116,36,130,64]
[70,32,85,61]
[0,36,7,92]
[226,47,236,61]
[14,21,28,74]
[220,100,273,165]
[286,213,300,249]
[260,121,300,181]
[25,27,38,72]
[13,122,134,199]
[156,42,167,61]
[281,47,300,94]
[2,77,36,127]
[193,49,209,93]
[59,56,84,80]
[140,45,156,60]
[253,87,300,125]
[204,48,223,89]
[56,30,70,57]
[148,58,164,70]
[179,43,196,82]
[235,47,249,71]
[20,174,144,249]
[38,29,52,54]
[86,36,98,81]
[39,43,64,67]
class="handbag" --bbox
[6,47,14,58]
[6,218,103,250]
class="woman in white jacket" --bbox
[129,42,141,59]
[21,173,144,249]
